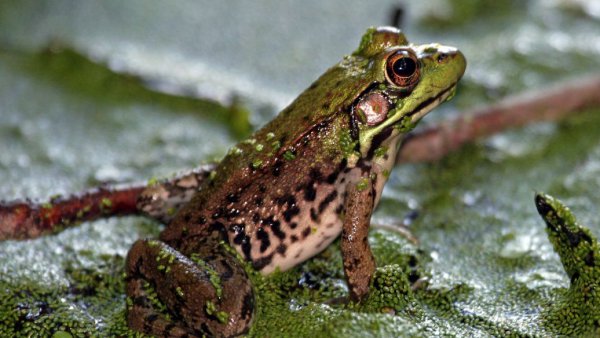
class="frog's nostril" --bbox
[436,53,449,63]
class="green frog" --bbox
[127,26,466,337]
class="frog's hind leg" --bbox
[125,238,254,338]
[136,164,216,224]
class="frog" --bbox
[119,26,466,337]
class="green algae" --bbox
[535,193,600,336]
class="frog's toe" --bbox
[126,275,198,337]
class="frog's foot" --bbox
[136,164,216,223]
[125,239,254,338]
[372,223,419,245]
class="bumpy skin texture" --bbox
[125,27,466,337]
[341,180,376,300]
[535,193,600,336]
[126,238,253,337]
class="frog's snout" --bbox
[453,50,467,79]
[439,47,466,80]
[421,44,466,81]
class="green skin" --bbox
[126,26,466,337]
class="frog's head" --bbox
[350,26,466,157]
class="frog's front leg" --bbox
[341,179,376,301]
[125,238,254,337]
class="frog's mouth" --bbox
[408,84,457,124]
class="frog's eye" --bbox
[385,50,420,88]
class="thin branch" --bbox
[398,75,600,164]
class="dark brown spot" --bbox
[304,184,317,201]
[326,173,338,184]
[183,213,192,222]
[310,208,318,222]
[271,221,286,240]
[134,296,150,307]
[256,227,271,253]
[208,222,226,237]
[283,206,300,222]
[226,193,240,203]
[259,185,267,193]
[233,228,247,245]
[200,323,212,336]
[254,197,263,206]
[289,222,298,229]
[144,313,159,327]
[310,168,323,182]
[318,190,338,213]
[253,254,273,270]
[276,244,287,255]
[263,216,285,240]
[212,207,225,219]
[356,159,371,173]
[272,160,283,177]
[226,208,240,219]
[290,235,299,243]
[302,227,312,238]
[276,194,296,207]
[335,203,344,215]
[229,223,245,234]
[241,239,252,260]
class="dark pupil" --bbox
[393,57,416,77]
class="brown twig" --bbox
[398,75,600,164]
[0,184,146,240]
